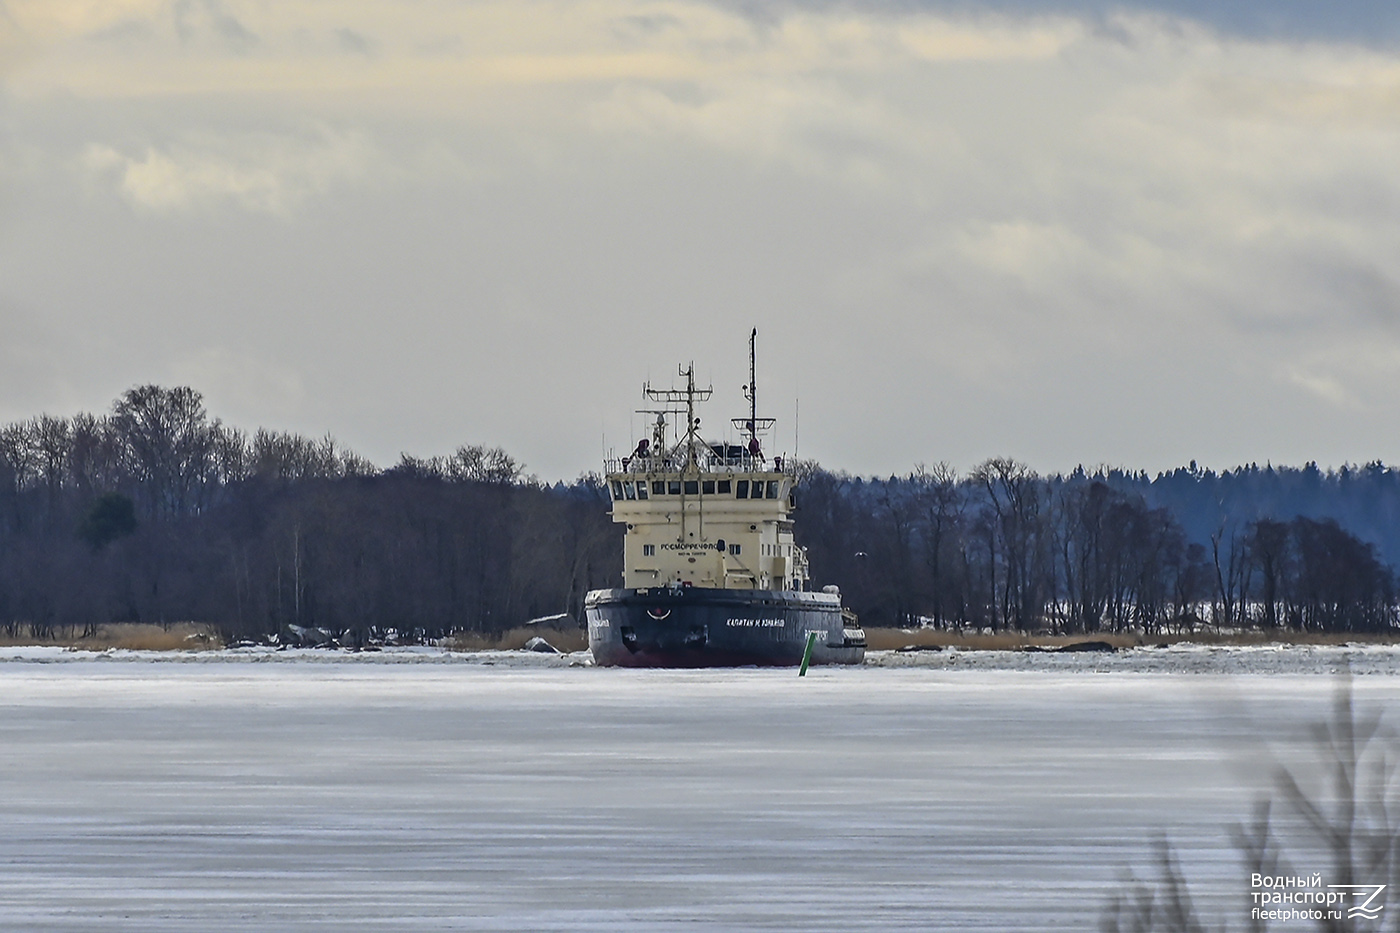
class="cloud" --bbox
[79,127,373,215]
[1287,370,1359,409]
[8,1,1400,475]
[332,27,374,57]
[171,0,256,51]
[714,0,1400,47]
[4,1,1082,102]
[1281,337,1400,415]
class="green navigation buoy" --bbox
[798,631,817,676]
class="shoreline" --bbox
[1,639,1399,679]
[2,622,1398,654]
[862,627,1400,651]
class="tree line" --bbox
[1,386,1397,643]
[798,459,1397,634]
[0,386,616,645]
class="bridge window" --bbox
[668,480,681,495]
[718,480,731,494]
[702,480,715,495]
[766,481,779,499]
[623,482,636,500]
[636,483,648,499]
[736,480,749,499]
[684,480,699,495]
[611,481,623,499]
[652,481,665,495]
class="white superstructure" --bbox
[604,333,809,592]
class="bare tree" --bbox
[912,462,965,629]
[1101,838,1213,933]
[111,385,215,519]
[1103,679,1400,932]
[1249,520,1291,631]
[31,415,71,508]
[1211,521,1252,631]
[973,457,1049,631]
[1270,685,1399,932]
[446,444,523,485]
[210,423,251,485]
[67,412,125,495]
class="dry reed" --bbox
[446,626,589,653]
[0,623,222,651]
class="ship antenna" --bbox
[642,363,712,472]
[747,328,757,448]
[734,327,776,465]
[684,361,698,469]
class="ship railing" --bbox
[605,452,791,476]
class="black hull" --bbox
[585,587,865,668]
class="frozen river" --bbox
[0,647,1396,931]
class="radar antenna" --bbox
[643,363,712,470]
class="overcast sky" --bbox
[4,1,1400,481]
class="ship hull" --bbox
[585,587,865,668]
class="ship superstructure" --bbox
[585,331,864,667]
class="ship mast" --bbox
[642,363,712,470]
[745,329,757,448]
[683,363,699,469]
[735,328,776,463]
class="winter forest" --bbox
[2,385,1398,644]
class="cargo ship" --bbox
[585,331,865,667]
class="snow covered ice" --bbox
[0,646,1397,931]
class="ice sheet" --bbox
[0,653,1394,930]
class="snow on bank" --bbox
[1,642,1396,674]
[866,641,1400,675]
[0,644,592,666]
